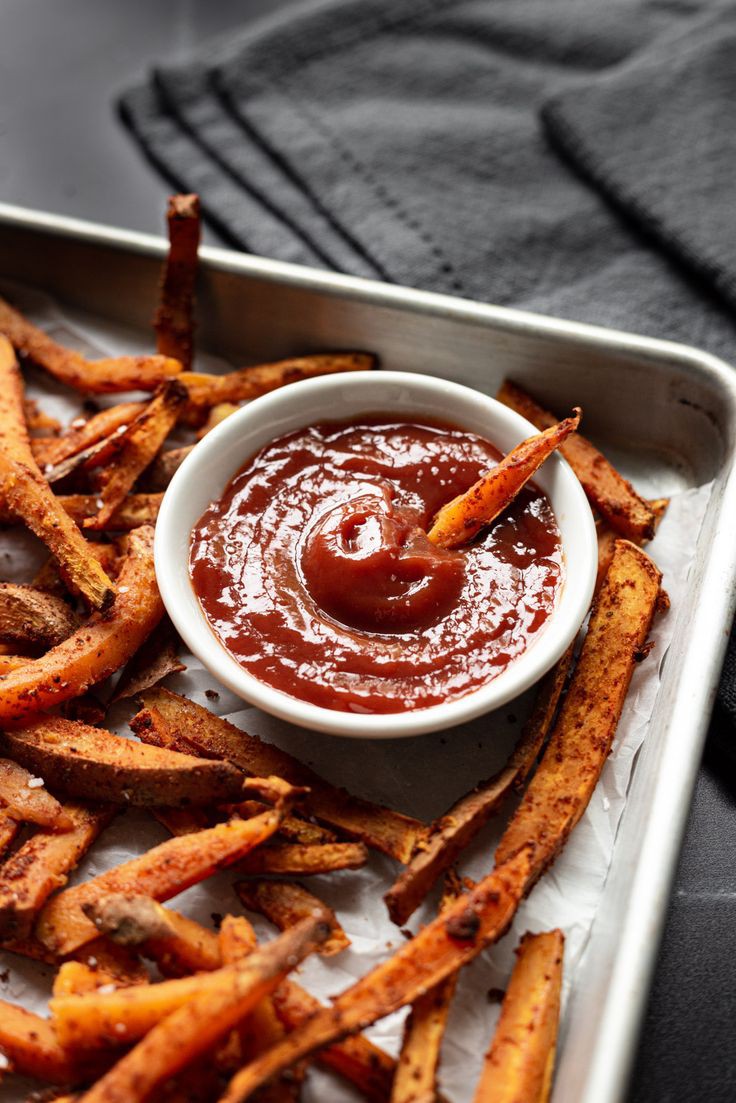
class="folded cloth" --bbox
[119,0,736,718]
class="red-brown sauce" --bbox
[190,418,563,714]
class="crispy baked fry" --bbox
[427,411,580,549]
[111,615,185,701]
[37,797,295,955]
[236,841,368,876]
[473,930,564,1103]
[154,194,201,370]
[391,878,462,1103]
[0,583,79,647]
[84,893,221,977]
[385,645,573,926]
[52,492,163,530]
[216,849,532,1103]
[0,801,112,940]
[130,689,425,862]
[153,805,210,837]
[0,296,182,393]
[0,999,77,1084]
[84,380,186,528]
[1,717,244,807]
[0,758,73,830]
[497,381,656,543]
[31,402,146,468]
[66,918,328,1102]
[55,938,149,995]
[32,542,119,599]
[24,397,61,434]
[178,352,376,422]
[0,336,115,609]
[495,540,662,877]
[0,813,19,859]
[235,880,350,957]
[226,801,337,845]
[0,525,162,724]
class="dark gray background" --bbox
[1,1,734,1099]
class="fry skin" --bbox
[73,918,330,1103]
[0,717,245,807]
[0,583,79,647]
[0,336,115,610]
[37,800,292,955]
[0,525,162,724]
[84,893,222,977]
[497,380,656,543]
[111,615,185,701]
[495,540,662,878]
[154,193,201,370]
[0,295,182,393]
[473,930,564,1103]
[130,688,426,862]
[0,801,112,940]
[0,757,73,830]
[427,411,580,549]
[55,938,149,995]
[235,880,350,957]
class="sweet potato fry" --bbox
[37,798,294,955]
[218,913,257,961]
[385,645,573,926]
[24,397,61,434]
[84,380,186,529]
[178,352,376,422]
[473,930,564,1103]
[216,849,532,1103]
[495,540,662,878]
[0,296,182,394]
[32,542,119,599]
[1,717,244,807]
[427,411,580,549]
[225,801,337,845]
[84,893,221,977]
[154,193,201,370]
[0,801,112,940]
[0,583,79,647]
[0,757,73,830]
[0,813,19,859]
[55,938,149,995]
[391,879,462,1103]
[0,336,115,610]
[64,919,329,1101]
[0,999,77,1084]
[111,615,185,701]
[153,805,210,837]
[130,689,425,862]
[235,880,350,957]
[497,381,656,543]
[0,525,162,724]
[31,402,146,468]
[53,492,163,530]
[236,841,368,876]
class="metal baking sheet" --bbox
[2,201,736,1103]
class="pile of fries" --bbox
[0,195,669,1102]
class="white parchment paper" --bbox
[0,282,713,1102]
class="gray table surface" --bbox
[1,1,734,1099]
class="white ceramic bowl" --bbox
[155,371,597,738]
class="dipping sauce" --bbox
[190,418,563,714]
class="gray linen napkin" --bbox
[119,0,736,718]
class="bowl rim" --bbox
[155,370,597,738]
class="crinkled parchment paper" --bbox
[0,281,712,1102]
